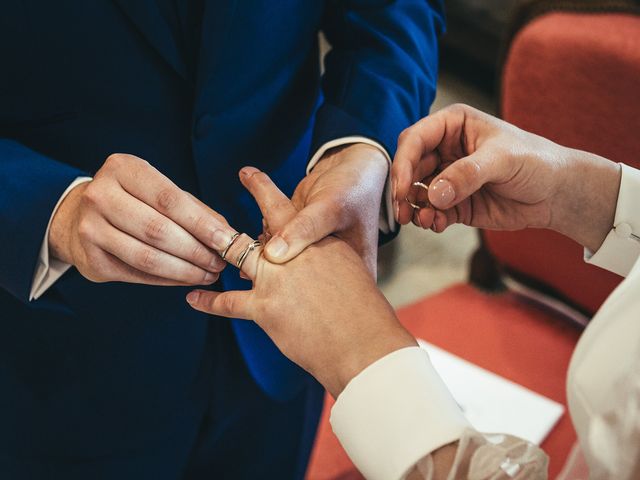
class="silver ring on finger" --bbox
[221,232,241,261]
[236,240,262,270]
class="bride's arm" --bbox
[185,168,547,479]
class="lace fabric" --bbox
[412,429,548,480]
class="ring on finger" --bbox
[236,240,262,270]
[221,232,241,261]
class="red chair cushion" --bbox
[306,284,581,480]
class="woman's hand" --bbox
[392,104,621,252]
[186,167,416,398]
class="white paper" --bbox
[418,339,564,445]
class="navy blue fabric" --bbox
[0,0,443,477]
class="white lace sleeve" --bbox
[410,428,548,480]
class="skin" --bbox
[50,144,387,285]
[190,104,623,479]
[392,104,621,253]
[262,143,389,277]
[49,153,233,286]
[187,167,416,398]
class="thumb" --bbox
[428,150,500,210]
[264,200,337,263]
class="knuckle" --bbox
[267,197,290,214]
[287,214,317,242]
[219,294,236,314]
[398,127,412,143]
[104,153,126,170]
[448,103,469,114]
[77,219,96,243]
[135,247,158,271]
[144,217,168,242]
[460,158,481,179]
[81,183,102,207]
[156,188,179,212]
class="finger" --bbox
[100,188,226,273]
[428,150,497,210]
[215,232,262,282]
[432,208,459,233]
[186,290,255,320]
[92,249,197,286]
[113,157,234,251]
[238,166,297,231]
[413,207,436,230]
[394,138,443,226]
[393,113,451,199]
[95,220,218,285]
[263,201,334,263]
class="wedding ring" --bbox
[405,181,431,210]
[236,240,262,270]
[221,232,241,261]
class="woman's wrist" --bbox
[550,149,621,252]
[322,324,418,399]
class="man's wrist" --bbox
[49,181,87,264]
[318,142,389,174]
[550,149,621,252]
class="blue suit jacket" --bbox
[0,0,443,459]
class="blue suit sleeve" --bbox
[315,0,445,157]
[0,139,86,302]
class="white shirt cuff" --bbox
[308,137,396,234]
[585,164,640,277]
[330,346,470,480]
[30,176,93,301]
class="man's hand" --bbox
[49,154,235,285]
[186,168,416,398]
[393,104,621,252]
[262,143,389,276]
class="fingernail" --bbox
[266,236,289,259]
[204,272,217,283]
[392,178,398,200]
[186,291,200,305]
[211,257,226,272]
[416,214,424,229]
[394,200,400,221]
[431,179,455,207]
[212,229,231,250]
[240,166,259,178]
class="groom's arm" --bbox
[0,139,88,302]
[314,0,445,239]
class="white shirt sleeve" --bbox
[308,137,396,234]
[585,164,640,277]
[29,176,93,301]
[330,346,470,480]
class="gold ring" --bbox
[236,240,262,270]
[405,181,431,210]
[221,232,241,261]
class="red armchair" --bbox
[306,8,640,480]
